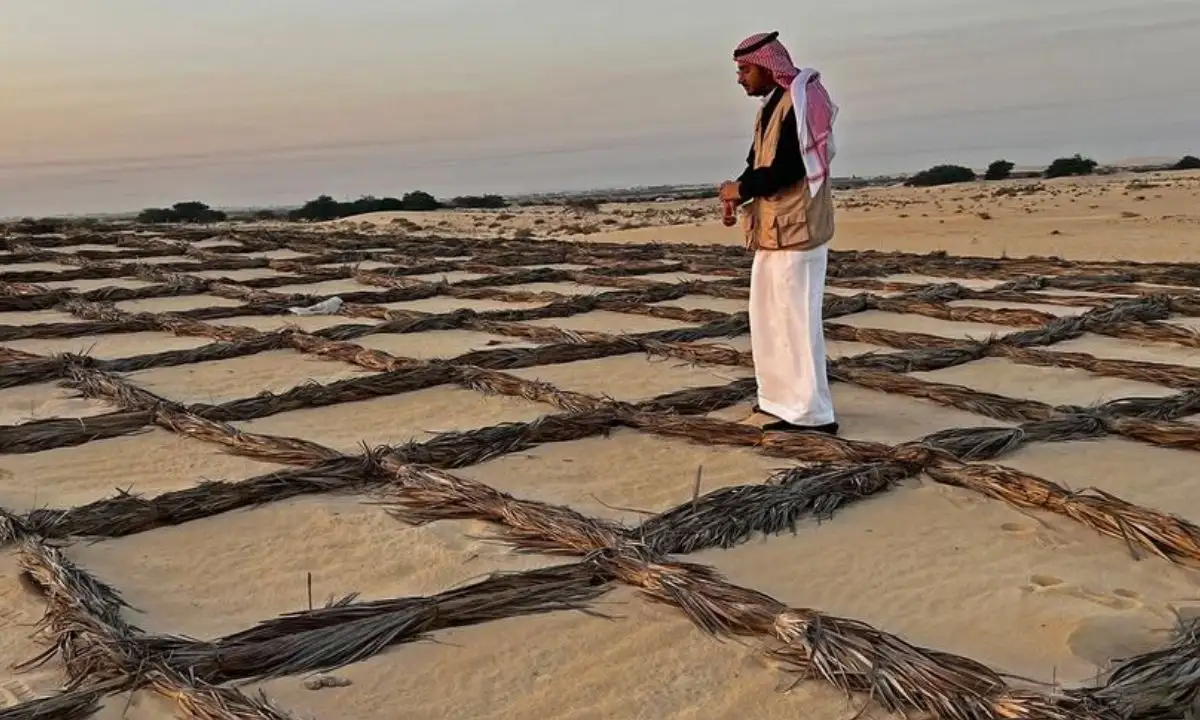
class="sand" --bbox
[0,428,285,511]
[0,551,74,705]
[114,294,245,313]
[521,310,695,335]
[353,328,540,359]
[1,331,210,359]
[0,381,113,426]
[122,349,374,405]
[382,296,545,313]
[505,281,617,295]
[136,255,200,265]
[651,295,750,314]
[207,314,380,333]
[835,310,1024,339]
[912,357,1179,407]
[245,249,314,260]
[253,584,881,720]
[3,172,1200,719]
[1052,334,1200,366]
[48,244,125,254]
[271,278,386,296]
[37,278,155,292]
[187,268,292,281]
[692,479,1197,687]
[66,495,557,639]
[0,309,80,326]
[457,429,791,523]
[232,385,554,453]
[508,354,752,402]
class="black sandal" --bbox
[761,421,840,436]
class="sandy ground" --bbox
[2,172,1200,718]
[330,170,1200,262]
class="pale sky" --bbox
[2,0,1198,216]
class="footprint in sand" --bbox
[1068,614,1167,668]
[1021,575,1143,610]
[1022,574,1064,591]
[1001,522,1067,550]
[1001,522,1035,536]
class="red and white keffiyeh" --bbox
[735,32,838,193]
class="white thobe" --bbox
[749,246,835,426]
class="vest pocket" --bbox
[764,197,810,250]
[773,214,808,248]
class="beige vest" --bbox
[741,91,835,251]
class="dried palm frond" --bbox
[0,410,153,455]
[377,459,628,554]
[145,669,299,720]
[167,562,608,683]
[1086,615,1200,719]
[0,688,103,720]
[24,454,377,541]
[638,462,910,554]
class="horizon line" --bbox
[3,152,1194,222]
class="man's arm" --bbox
[737,108,806,199]
[736,145,755,184]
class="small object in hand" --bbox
[721,200,737,227]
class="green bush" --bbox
[137,201,226,224]
[1173,155,1200,170]
[452,194,507,209]
[288,193,437,221]
[1044,154,1098,179]
[400,191,441,212]
[984,160,1014,181]
[903,164,977,187]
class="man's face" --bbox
[736,62,773,97]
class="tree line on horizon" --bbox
[134,192,510,224]
[107,151,1200,225]
[904,153,1200,188]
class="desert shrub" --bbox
[346,195,404,215]
[137,201,226,224]
[1044,154,1097,179]
[452,194,507,209]
[289,193,437,221]
[399,191,440,212]
[288,195,343,221]
[566,198,602,212]
[9,217,71,234]
[984,159,1014,181]
[904,164,976,187]
[252,209,279,220]
[1173,155,1200,170]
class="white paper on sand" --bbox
[288,297,343,316]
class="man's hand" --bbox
[718,181,742,203]
[721,199,737,227]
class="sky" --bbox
[2,0,1198,217]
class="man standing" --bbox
[718,31,839,435]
